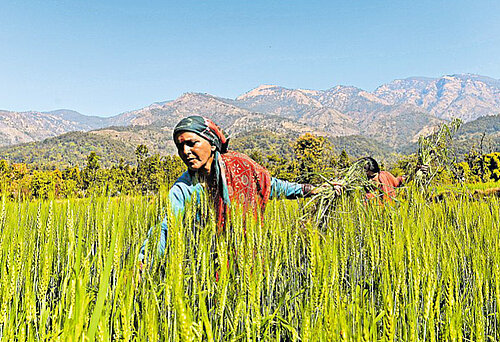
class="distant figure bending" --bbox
[363,157,405,202]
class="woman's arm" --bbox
[269,178,343,199]
[270,177,312,199]
[138,185,187,262]
[138,174,202,262]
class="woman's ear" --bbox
[211,145,216,152]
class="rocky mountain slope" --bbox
[0,74,498,162]
[373,74,500,121]
[0,109,107,146]
[106,93,328,137]
[107,73,497,146]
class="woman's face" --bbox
[175,131,216,173]
[366,170,378,181]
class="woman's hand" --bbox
[417,164,430,175]
[331,182,344,196]
[308,182,344,196]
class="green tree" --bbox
[62,166,82,197]
[135,144,149,166]
[109,158,136,195]
[82,152,101,190]
[162,155,185,189]
[135,145,151,194]
[30,170,55,199]
[248,150,263,164]
[263,153,295,181]
[0,160,10,190]
[337,149,350,169]
[141,154,162,194]
[483,152,500,181]
[292,133,336,183]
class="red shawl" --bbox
[213,151,272,232]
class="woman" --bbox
[363,157,404,201]
[139,116,319,262]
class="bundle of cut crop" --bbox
[302,160,374,225]
[411,118,462,190]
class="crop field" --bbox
[0,190,499,341]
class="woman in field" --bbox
[139,115,329,261]
[362,157,429,201]
[363,157,405,201]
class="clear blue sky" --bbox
[1,0,499,117]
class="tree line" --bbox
[0,134,498,200]
[0,145,185,199]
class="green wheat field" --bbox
[0,189,499,341]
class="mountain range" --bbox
[1,73,499,166]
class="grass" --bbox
[435,180,500,196]
[0,189,499,340]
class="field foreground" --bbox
[0,191,499,341]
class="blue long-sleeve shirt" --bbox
[138,174,304,261]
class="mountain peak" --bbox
[326,85,364,93]
[236,85,282,100]
[448,74,500,87]
[252,84,280,91]
[45,109,83,116]
[180,91,210,98]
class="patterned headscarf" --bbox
[173,116,229,153]
[173,116,231,205]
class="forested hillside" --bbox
[1,114,499,168]
[0,131,138,168]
